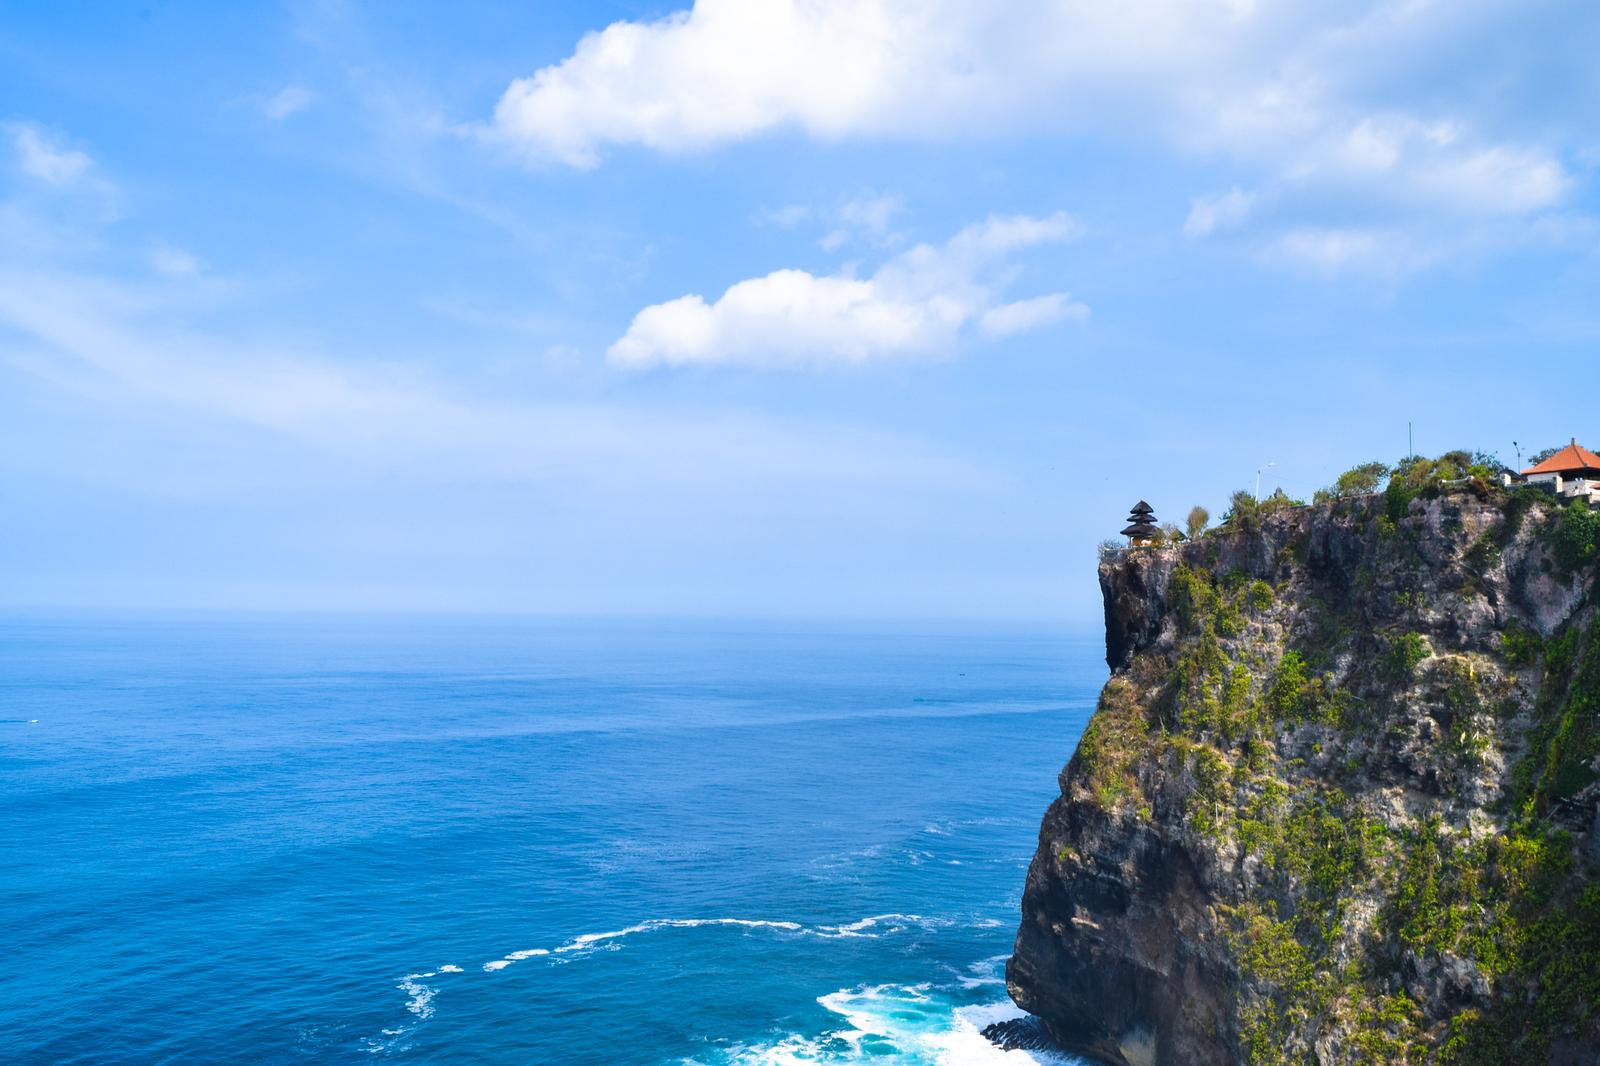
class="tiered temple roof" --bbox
[1121,500,1159,541]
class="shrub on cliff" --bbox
[1261,488,1303,513]
[1500,620,1542,668]
[1327,461,1389,499]
[1552,499,1599,573]
[1222,490,1261,532]
[1436,450,1474,480]
[1223,489,1303,530]
[1264,652,1310,720]
[1466,451,1504,482]
[1385,450,1494,503]
[1248,580,1274,611]
[1170,565,1219,633]
[1384,471,1420,523]
[1387,632,1431,679]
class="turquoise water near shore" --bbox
[2,616,1102,1064]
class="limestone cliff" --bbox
[1005,482,1600,1064]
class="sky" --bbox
[2,0,1598,624]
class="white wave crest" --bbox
[478,912,987,973]
[814,912,946,938]
[693,982,1087,1064]
[481,917,806,973]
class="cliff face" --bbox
[1007,486,1600,1065]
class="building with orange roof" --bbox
[1521,438,1600,502]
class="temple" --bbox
[1521,439,1600,503]
[1121,501,1159,545]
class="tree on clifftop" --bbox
[1334,461,1389,497]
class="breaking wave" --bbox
[687,978,1086,1065]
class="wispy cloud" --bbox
[9,123,92,185]
[978,292,1088,338]
[759,192,905,250]
[822,193,903,249]
[0,250,989,496]
[1184,187,1256,238]
[262,85,315,120]
[149,245,202,278]
[1181,111,1588,276]
[609,212,1085,368]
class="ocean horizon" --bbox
[4,613,1104,1064]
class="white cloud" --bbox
[1270,227,1388,272]
[1312,115,1571,214]
[487,2,1568,179]
[487,0,1578,274]
[1261,224,1462,279]
[759,203,812,229]
[489,0,1252,167]
[490,0,906,167]
[979,293,1088,338]
[263,85,315,120]
[1411,142,1571,215]
[608,212,1083,367]
[1259,210,1600,279]
[149,245,202,278]
[10,124,92,185]
[838,193,900,234]
[1178,109,1578,275]
[1184,187,1256,237]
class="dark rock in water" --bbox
[1006,487,1600,1063]
[980,1015,1073,1056]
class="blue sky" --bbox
[2,0,1598,622]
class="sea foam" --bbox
[397,975,436,1019]
[691,981,1087,1065]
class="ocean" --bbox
[2,615,1104,1064]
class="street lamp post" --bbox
[1255,461,1275,500]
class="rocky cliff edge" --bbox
[1006,485,1600,1065]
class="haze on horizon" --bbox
[2,0,1597,624]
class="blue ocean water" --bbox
[2,616,1103,1064]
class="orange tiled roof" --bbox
[1523,440,1600,476]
